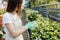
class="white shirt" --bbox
[2,12,24,40]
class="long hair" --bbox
[6,0,22,16]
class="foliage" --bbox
[27,13,38,21]
[0,31,3,38]
[0,9,6,27]
[0,9,5,38]
[25,8,39,22]
[31,14,60,40]
[25,9,60,40]
[58,0,60,2]
[0,28,3,38]
[0,9,6,15]
[30,0,58,8]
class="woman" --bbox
[2,0,36,40]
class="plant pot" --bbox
[0,38,3,40]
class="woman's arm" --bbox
[5,21,36,38]
[5,23,26,38]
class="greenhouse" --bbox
[0,0,60,40]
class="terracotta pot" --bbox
[0,15,3,27]
[0,38,3,40]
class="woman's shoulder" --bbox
[3,12,11,20]
[3,12,11,18]
[2,12,13,24]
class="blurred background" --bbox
[0,0,60,40]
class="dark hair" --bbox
[6,0,22,12]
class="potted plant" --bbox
[31,14,60,40]
[25,9,39,40]
[25,9,38,22]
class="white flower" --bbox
[0,31,3,35]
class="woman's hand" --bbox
[25,21,37,29]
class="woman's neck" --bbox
[12,10,17,15]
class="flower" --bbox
[0,31,3,38]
